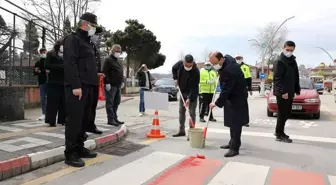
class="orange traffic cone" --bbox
[146,110,166,138]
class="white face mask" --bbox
[237,60,243,64]
[284,51,293,57]
[114,52,121,58]
[40,54,46,58]
[88,26,96,36]
[213,64,222,70]
[184,66,192,71]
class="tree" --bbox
[202,48,210,62]
[23,21,40,55]
[111,19,166,77]
[250,22,287,66]
[0,14,19,62]
[22,0,101,43]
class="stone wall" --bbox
[0,86,25,121]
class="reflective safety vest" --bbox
[199,68,217,94]
[241,64,252,79]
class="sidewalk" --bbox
[0,96,133,181]
[24,96,134,120]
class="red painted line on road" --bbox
[269,168,326,185]
[146,156,223,185]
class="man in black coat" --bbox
[63,12,100,167]
[209,51,249,157]
[45,40,66,127]
[85,32,103,135]
[172,54,200,138]
[102,44,125,126]
[273,41,300,143]
[34,48,48,121]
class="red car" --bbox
[267,78,321,119]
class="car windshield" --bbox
[155,79,174,86]
[300,79,314,89]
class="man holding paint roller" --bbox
[172,54,200,138]
[209,51,249,157]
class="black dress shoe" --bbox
[276,135,292,143]
[108,120,119,126]
[172,131,186,137]
[199,118,206,122]
[87,128,103,134]
[115,119,124,125]
[65,153,85,167]
[224,149,239,157]
[220,144,230,149]
[77,147,97,158]
[209,118,217,122]
[244,124,250,127]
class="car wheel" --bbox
[267,107,273,117]
[313,111,320,119]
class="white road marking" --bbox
[329,175,336,185]
[84,151,185,185]
[208,162,269,185]
[207,128,336,144]
[13,122,46,128]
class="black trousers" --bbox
[85,85,99,131]
[45,84,66,125]
[275,96,293,135]
[229,123,242,151]
[199,93,214,119]
[64,85,94,155]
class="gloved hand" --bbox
[121,82,125,89]
[105,84,111,91]
[207,78,216,84]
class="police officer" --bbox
[209,51,249,157]
[85,30,103,135]
[199,62,217,122]
[63,12,100,167]
[235,54,252,127]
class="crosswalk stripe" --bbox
[207,128,336,143]
[269,168,326,185]
[84,151,185,185]
[207,161,269,185]
[329,175,336,185]
[147,156,222,185]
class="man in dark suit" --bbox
[209,51,249,157]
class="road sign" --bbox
[260,73,266,79]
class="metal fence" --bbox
[0,6,61,86]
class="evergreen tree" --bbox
[23,21,40,55]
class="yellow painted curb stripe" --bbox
[21,154,112,185]
[139,138,163,145]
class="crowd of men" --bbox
[171,41,300,158]
[34,11,300,165]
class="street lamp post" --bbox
[259,16,295,97]
[315,47,335,65]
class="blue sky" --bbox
[1,0,335,73]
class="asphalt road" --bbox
[4,92,336,185]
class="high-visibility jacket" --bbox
[199,68,217,94]
[240,63,252,91]
[240,64,251,79]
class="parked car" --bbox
[152,78,178,101]
[267,78,321,119]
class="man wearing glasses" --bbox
[273,41,301,143]
[63,12,102,167]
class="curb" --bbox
[96,97,134,110]
[0,125,128,181]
